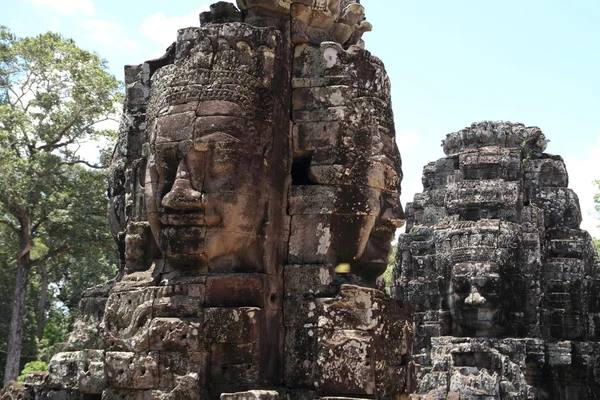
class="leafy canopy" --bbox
[0,26,120,383]
[0,25,121,255]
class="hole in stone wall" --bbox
[453,157,460,170]
[291,155,315,185]
[138,157,147,188]
[136,316,147,329]
[83,395,102,400]
[453,351,497,369]
[463,209,480,221]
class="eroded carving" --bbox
[396,121,600,399]
[22,2,413,400]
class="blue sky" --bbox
[3,0,599,237]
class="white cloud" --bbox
[82,19,138,50]
[25,0,95,16]
[565,135,600,239]
[139,6,211,50]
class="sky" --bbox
[3,0,599,237]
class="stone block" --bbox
[220,391,279,400]
[159,351,207,389]
[65,296,107,351]
[153,295,203,319]
[284,328,318,388]
[148,318,204,352]
[78,350,107,394]
[209,343,260,384]
[448,368,500,397]
[104,287,155,351]
[532,187,582,229]
[524,157,568,188]
[288,214,376,264]
[204,308,262,344]
[205,274,280,309]
[375,364,407,397]
[459,147,521,181]
[309,157,398,191]
[288,185,381,216]
[445,180,522,220]
[283,298,319,328]
[293,121,342,156]
[284,264,336,298]
[105,352,159,390]
[288,215,331,264]
[317,329,375,396]
[45,352,81,390]
[44,350,107,394]
[317,285,385,331]
[292,86,357,111]
[101,389,153,400]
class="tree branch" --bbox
[29,245,69,268]
[31,216,48,235]
[39,106,84,152]
[59,159,104,169]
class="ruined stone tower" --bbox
[25,1,414,399]
[395,121,600,399]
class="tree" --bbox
[595,180,600,220]
[594,180,600,258]
[0,26,120,385]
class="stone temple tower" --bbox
[394,121,600,399]
[18,2,415,400]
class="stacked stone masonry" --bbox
[19,1,414,400]
[394,121,600,399]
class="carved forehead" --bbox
[147,23,282,123]
[149,107,273,156]
[452,262,500,278]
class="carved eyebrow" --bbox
[193,132,242,152]
[195,132,242,144]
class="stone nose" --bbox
[464,287,486,307]
[161,160,203,211]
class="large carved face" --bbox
[448,262,507,337]
[145,100,273,272]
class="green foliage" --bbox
[382,243,398,295]
[0,25,120,383]
[594,180,600,258]
[17,361,47,384]
[594,180,600,216]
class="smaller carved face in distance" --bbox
[448,262,507,337]
[145,100,273,271]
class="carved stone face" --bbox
[145,100,273,272]
[448,262,507,337]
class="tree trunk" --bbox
[3,257,29,385]
[36,263,48,340]
[3,218,32,386]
